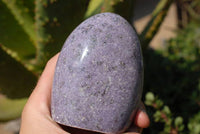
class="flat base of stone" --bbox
[54,106,139,134]
[60,124,103,134]
[58,122,126,134]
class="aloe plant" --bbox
[0,0,172,121]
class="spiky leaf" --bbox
[140,0,173,49]
[0,45,37,98]
[34,0,90,69]
[0,0,36,60]
[0,96,27,121]
[85,0,134,23]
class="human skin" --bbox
[20,53,150,134]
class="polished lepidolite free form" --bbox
[51,12,143,133]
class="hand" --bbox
[20,54,150,134]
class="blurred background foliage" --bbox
[0,0,200,133]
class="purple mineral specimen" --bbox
[51,12,143,133]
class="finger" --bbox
[134,103,150,128]
[26,53,59,114]
[35,53,59,103]
[124,102,150,134]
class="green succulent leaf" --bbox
[155,99,164,109]
[85,0,134,23]
[154,110,162,122]
[34,0,90,69]
[175,116,184,127]
[188,112,200,134]
[1,0,37,46]
[0,45,37,98]
[140,0,173,49]
[162,105,171,115]
[145,92,155,102]
[84,0,103,18]
[0,96,27,121]
[0,0,36,60]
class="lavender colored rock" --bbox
[51,12,143,133]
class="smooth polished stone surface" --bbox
[51,12,143,133]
